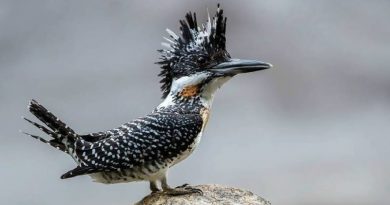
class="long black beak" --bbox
[210,59,272,75]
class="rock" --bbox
[135,184,271,205]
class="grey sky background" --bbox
[1,0,389,204]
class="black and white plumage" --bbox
[23,4,272,195]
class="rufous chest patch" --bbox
[180,85,200,98]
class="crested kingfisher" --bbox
[23,5,272,195]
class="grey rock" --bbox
[135,184,271,205]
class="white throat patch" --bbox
[200,76,231,108]
[157,73,231,109]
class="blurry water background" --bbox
[1,0,389,204]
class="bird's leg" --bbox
[161,176,203,196]
[149,180,161,193]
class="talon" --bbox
[184,186,203,195]
[162,185,202,196]
[175,183,189,188]
[151,190,161,194]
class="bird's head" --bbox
[157,5,272,109]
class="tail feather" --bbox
[23,117,57,138]
[21,131,67,153]
[28,99,76,137]
[23,99,77,153]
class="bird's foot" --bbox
[150,190,161,195]
[163,184,203,196]
[175,183,189,188]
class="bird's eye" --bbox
[197,56,206,65]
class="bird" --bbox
[23,4,272,195]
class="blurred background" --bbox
[1,0,389,204]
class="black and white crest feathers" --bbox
[157,5,227,98]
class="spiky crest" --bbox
[157,4,227,98]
